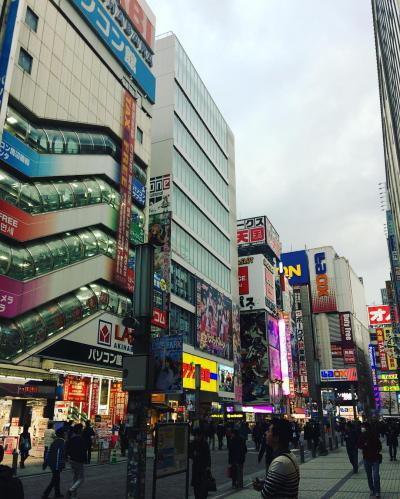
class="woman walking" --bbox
[18,425,31,469]
[358,421,382,498]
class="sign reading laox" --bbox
[320,368,358,382]
[308,247,337,313]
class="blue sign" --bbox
[369,344,376,369]
[71,0,155,103]
[280,250,310,285]
[0,0,20,119]
[132,178,146,208]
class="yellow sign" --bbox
[384,327,398,370]
[380,373,398,380]
[382,386,400,392]
[182,353,217,393]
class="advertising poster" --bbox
[152,335,183,394]
[232,304,243,404]
[269,347,282,382]
[331,343,343,358]
[218,365,234,393]
[339,312,356,364]
[114,91,136,292]
[149,175,172,330]
[240,312,269,403]
[278,319,289,394]
[155,423,189,478]
[182,352,217,392]
[282,313,295,397]
[238,255,276,313]
[196,280,232,360]
[383,326,398,371]
[90,378,100,417]
[267,315,280,350]
[63,376,89,403]
[307,247,337,313]
[280,251,310,286]
[294,287,309,397]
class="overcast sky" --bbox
[150,0,389,304]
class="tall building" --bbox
[372,1,400,295]
[151,33,238,413]
[0,0,155,433]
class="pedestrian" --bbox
[253,418,300,498]
[66,423,86,498]
[312,421,320,455]
[239,421,249,441]
[258,428,274,473]
[43,421,56,470]
[207,421,216,451]
[344,421,359,473]
[18,424,31,469]
[228,429,247,489]
[42,428,66,499]
[304,421,313,451]
[82,420,95,464]
[253,423,263,452]
[0,444,24,499]
[358,421,382,498]
[188,430,211,499]
[291,422,300,449]
[216,422,225,450]
[119,420,128,457]
[387,424,398,461]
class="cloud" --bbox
[150,0,389,303]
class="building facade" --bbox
[0,0,155,440]
[151,33,238,412]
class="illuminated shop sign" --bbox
[182,353,218,393]
[71,0,155,102]
[320,368,358,382]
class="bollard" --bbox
[12,449,18,476]
[300,443,305,463]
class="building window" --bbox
[25,7,38,32]
[170,303,195,345]
[171,261,195,304]
[136,127,143,144]
[18,48,33,74]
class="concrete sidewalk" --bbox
[216,443,400,498]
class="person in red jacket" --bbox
[358,421,382,498]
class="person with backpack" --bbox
[0,445,24,498]
[66,424,86,498]
[42,428,66,499]
[18,425,31,469]
[253,419,300,498]
[228,429,247,489]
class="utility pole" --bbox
[123,244,154,499]
[195,364,201,421]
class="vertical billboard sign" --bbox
[240,312,269,403]
[152,335,183,394]
[308,247,337,313]
[0,0,22,140]
[383,326,398,371]
[238,255,276,313]
[376,328,388,371]
[283,312,295,398]
[149,175,172,329]
[232,305,242,403]
[294,287,309,397]
[196,280,232,360]
[115,91,136,292]
[265,217,281,260]
[369,344,381,413]
[268,315,282,382]
[280,251,310,286]
[339,312,356,364]
[367,305,391,326]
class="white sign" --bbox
[238,254,276,312]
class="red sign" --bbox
[367,305,391,326]
[90,378,100,417]
[152,308,167,328]
[63,376,88,403]
[115,91,136,292]
[331,343,343,358]
[343,348,356,364]
[376,328,388,370]
[238,266,249,295]
[119,0,155,50]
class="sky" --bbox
[149,0,389,304]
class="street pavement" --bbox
[17,440,400,498]
[220,441,400,499]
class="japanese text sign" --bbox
[182,353,217,392]
[367,305,391,326]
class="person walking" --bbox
[216,422,225,450]
[253,419,300,498]
[43,421,56,470]
[0,445,24,499]
[228,429,247,489]
[387,424,398,461]
[18,425,31,469]
[303,421,313,451]
[42,428,66,499]
[118,420,128,457]
[82,420,95,464]
[66,424,86,498]
[253,423,263,452]
[188,430,211,499]
[344,421,359,473]
[207,421,216,451]
[258,427,274,473]
[358,421,382,498]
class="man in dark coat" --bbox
[189,430,211,499]
[0,445,24,499]
[216,422,225,450]
[344,421,359,473]
[387,424,399,461]
[82,420,95,464]
[66,424,86,498]
[228,429,247,489]
[42,428,66,499]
